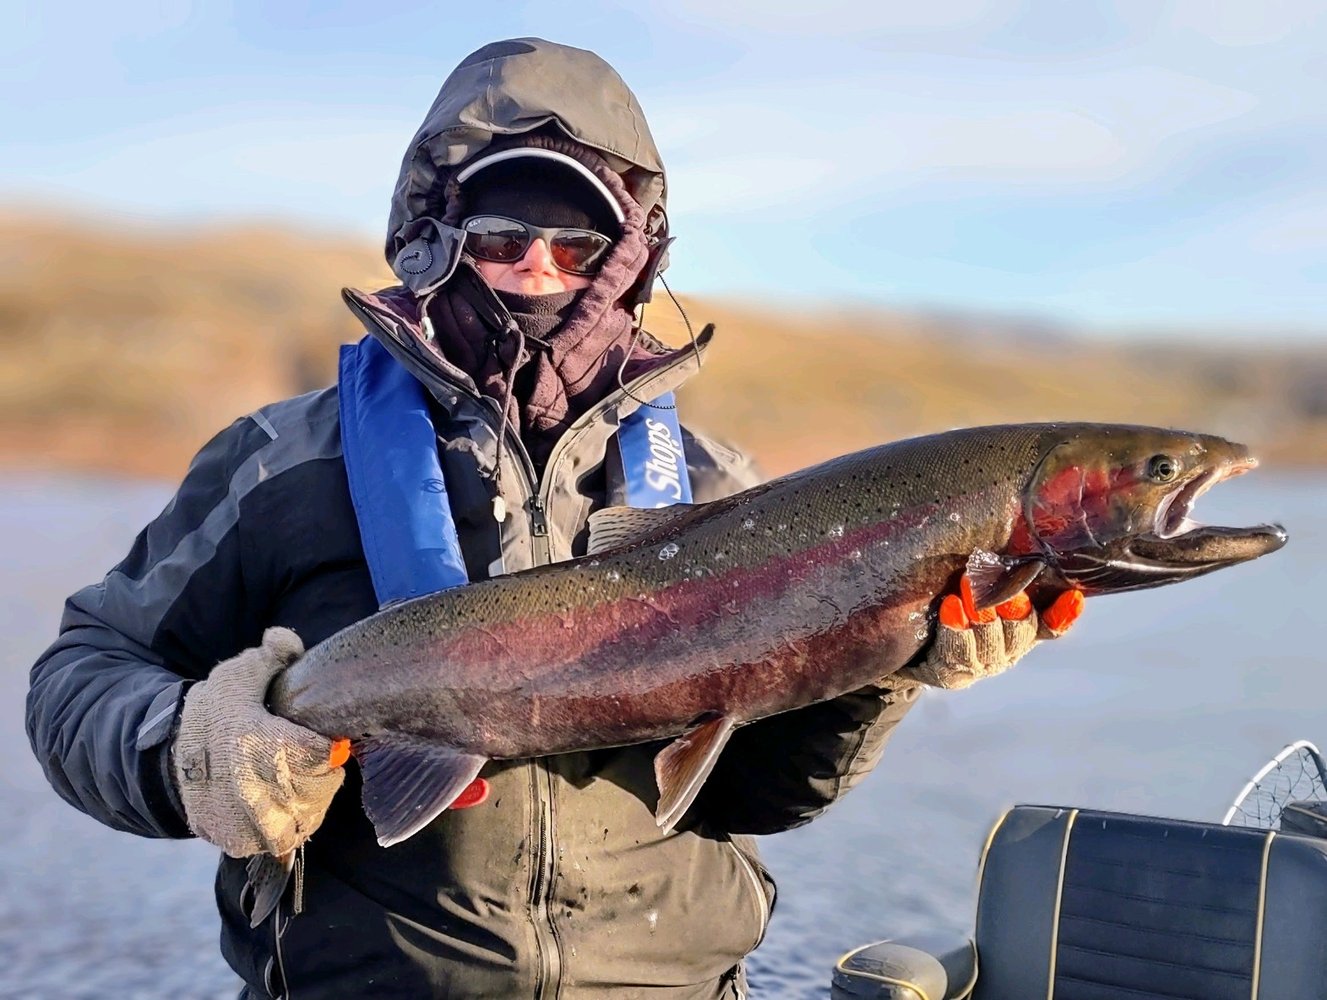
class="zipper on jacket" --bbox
[727,840,772,950]
[352,300,571,997]
[350,301,717,999]
[533,348,709,566]
[516,368,703,996]
[528,760,561,999]
[527,496,549,537]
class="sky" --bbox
[3,0,1325,337]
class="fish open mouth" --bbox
[1058,455,1286,594]
[1134,457,1286,568]
[1037,432,1288,597]
[1153,457,1256,539]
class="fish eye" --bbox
[1146,454,1180,483]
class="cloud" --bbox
[1163,0,1327,47]
[1016,192,1327,327]
[666,157,842,214]
[639,0,1012,37]
[1236,194,1327,255]
[2,107,413,231]
[645,0,1327,54]
[652,64,1259,222]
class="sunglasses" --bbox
[461,215,615,276]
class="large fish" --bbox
[270,423,1285,851]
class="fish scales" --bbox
[275,426,1054,756]
[259,422,1285,851]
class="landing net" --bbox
[1222,740,1327,829]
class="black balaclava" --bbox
[459,158,622,347]
[462,157,621,238]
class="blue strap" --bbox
[618,392,693,507]
[339,338,692,607]
[338,336,469,607]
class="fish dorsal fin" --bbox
[587,504,694,556]
[353,734,488,847]
[966,549,1046,610]
[653,713,737,833]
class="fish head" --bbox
[1021,425,1287,595]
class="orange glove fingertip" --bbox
[995,591,1033,621]
[1043,589,1085,635]
[939,593,969,630]
[328,738,352,769]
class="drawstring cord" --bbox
[617,272,702,410]
[489,319,525,523]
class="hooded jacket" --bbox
[384,36,669,301]
[26,38,920,999]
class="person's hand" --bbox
[897,576,1084,690]
[171,627,347,858]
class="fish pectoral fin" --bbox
[245,850,295,928]
[965,549,1045,610]
[653,713,737,833]
[587,504,695,555]
[353,734,488,848]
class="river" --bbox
[1,470,1321,998]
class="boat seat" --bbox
[832,803,1327,1000]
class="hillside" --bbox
[2,211,1323,480]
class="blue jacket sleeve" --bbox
[25,415,275,838]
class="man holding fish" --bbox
[27,38,1142,1000]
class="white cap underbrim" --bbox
[453,147,627,225]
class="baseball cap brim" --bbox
[454,148,626,225]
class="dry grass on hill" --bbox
[0,211,391,477]
[2,210,1323,480]
[655,300,1326,474]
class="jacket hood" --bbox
[385,38,668,292]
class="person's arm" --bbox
[26,415,277,839]
[697,676,923,835]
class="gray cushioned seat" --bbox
[833,804,1327,1000]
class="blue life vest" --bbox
[338,335,691,607]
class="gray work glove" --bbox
[897,580,1085,690]
[171,627,344,858]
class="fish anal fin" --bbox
[353,734,488,848]
[245,850,294,928]
[653,713,737,833]
[587,504,694,556]
[966,549,1045,610]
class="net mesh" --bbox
[1223,741,1327,830]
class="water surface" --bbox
[2,471,1319,998]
